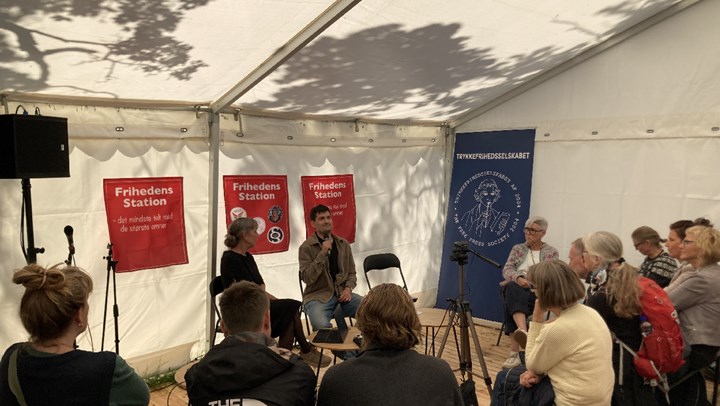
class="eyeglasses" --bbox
[524,227,543,235]
[633,241,645,249]
[682,239,696,245]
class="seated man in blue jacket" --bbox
[185,280,316,406]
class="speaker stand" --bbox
[22,178,44,264]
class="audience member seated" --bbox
[491,260,614,406]
[317,283,462,406]
[664,218,713,286]
[584,231,657,406]
[663,225,720,405]
[500,216,559,369]
[568,237,591,282]
[631,226,677,288]
[221,217,330,367]
[0,264,149,405]
[185,280,316,406]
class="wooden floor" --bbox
[150,324,718,406]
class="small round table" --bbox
[308,326,362,376]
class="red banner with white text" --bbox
[103,177,188,272]
[223,175,289,254]
[301,174,356,243]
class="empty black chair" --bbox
[363,253,415,301]
[209,276,224,347]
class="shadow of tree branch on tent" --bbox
[240,0,678,120]
[0,0,211,95]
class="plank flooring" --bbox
[149,324,718,405]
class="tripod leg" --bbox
[465,306,493,396]
[436,307,457,359]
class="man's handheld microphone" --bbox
[324,236,332,257]
[64,225,75,265]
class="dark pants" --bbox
[503,281,535,334]
[491,366,555,406]
[657,344,719,406]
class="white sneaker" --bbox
[501,351,521,369]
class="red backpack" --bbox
[633,276,685,378]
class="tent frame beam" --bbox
[210,0,362,114]
[450,0,705,129]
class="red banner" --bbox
[222,175,289,254]
[103,177,188,272]
[301,174,356,243]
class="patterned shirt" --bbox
[638,251,678,288]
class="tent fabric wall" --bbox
[457,0,720,267]
[0,103,447,375]
[0,104,210,371]
[217,116,447,302]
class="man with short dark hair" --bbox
[185,281,316,406]
[299,204,363,331]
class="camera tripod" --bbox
[436,241,496,397]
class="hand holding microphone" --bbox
[321,236,333,256]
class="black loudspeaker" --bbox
[0,114,70,179]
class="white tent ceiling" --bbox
[1,0,688,123]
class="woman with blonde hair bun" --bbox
[0,264,149,405]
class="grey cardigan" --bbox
[666,263,720,347]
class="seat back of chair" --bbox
[298,272,311,334]
[209,276,225,346]
[362,253,408,292]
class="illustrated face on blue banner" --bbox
[453,170,525,248]
[436,130,536,321]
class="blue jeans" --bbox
[304,293,363,330]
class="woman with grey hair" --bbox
[221,217,330,367]
[500,216,559,369]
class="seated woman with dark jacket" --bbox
[221,217,330,367]
[584,231,657,406]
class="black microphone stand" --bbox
[101,243,120,355]
[436,241,498,398]
[64,240,75,266]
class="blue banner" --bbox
[436,130,535,321]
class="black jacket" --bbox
[185,333,316,406]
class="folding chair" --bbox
[209,276,224,347]
[363,253,415,301]
[298,272,312,335]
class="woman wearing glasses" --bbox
[500,216,559,369]
[631,226,677,288]
[663,218,712,289]
[663,225,720,404]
